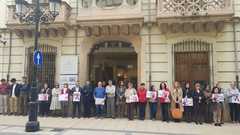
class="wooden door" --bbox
[175,52,210,88]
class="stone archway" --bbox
[78,36,142,86]
[89,40,138,86]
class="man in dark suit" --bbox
[9,78,21,115]
[71,82,83,118]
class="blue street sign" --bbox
[33,50,43,66]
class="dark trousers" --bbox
[72,102,81,118]
[184,106,193,122]
[61,101,68,117]
[96,105,104,117]
[127,103,134,120]
[138,102,146,120]
[39,101,49,116]
[149,102,157,119]
[161,103,170,121]
[229,103,238,122]
[193,103,204,123]
[204,103,213,123]
[83,97,91,117]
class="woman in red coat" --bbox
[137,83,147,120]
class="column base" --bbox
[25,121,40,132]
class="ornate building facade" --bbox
[0,0,239,89]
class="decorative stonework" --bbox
[82,24,140,37]
[160,0,227,16]
[159,21,225,34]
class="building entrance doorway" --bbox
[89,41,137,85]
[174,40,211,88]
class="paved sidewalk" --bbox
[0,116,239,135]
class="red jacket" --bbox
[137,87,147,103]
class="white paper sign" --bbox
[95,98,105,105]
[158,90,164,98]
[182,98,193,106]
[38,94,49,101]
[212,94,224,102]
[231,94,240,104]
[129,95,139,103]
[59,94,69,101]
[146,91,153,98]
[73,92,81,102]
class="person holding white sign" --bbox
[60,83,70,117]
[94,81,106,118]
[71,82,82,119]
[226,82,240,123]
[212,87,224,126]
[182,82,194,122]
[159,82,171,122]
[148,85,158,120]
[39,83,51,117]
[125,82,137,120]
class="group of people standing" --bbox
[0,77,240,127]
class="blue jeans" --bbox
[96,105,104,117]
[149,102,157,119]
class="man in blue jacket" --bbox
[94,81,106,118]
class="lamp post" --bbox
[14,0,61,132]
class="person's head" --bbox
[174,81,180,89]
[205,84,211,91]
[55,83,60,88]
[43,83,48,89]
[101,81,106,87]
[160,82,167,90]
[195,83,201,91]
[150,85,155,91]
[185,82,190,89]
[230,81,236,89]
[22,76,27,84]
[10,78,17,85]
[212,87,220,94]
[119,81,124,86]
[128,82,133,89]
[75,81,80,87]
[98,81,102,87]
[108,80,112,86]
[140,83,145,88]
[0,79,6,85]
[63,83,68,88]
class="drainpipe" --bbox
[147,0,153,89]
[7,31,12,82]
[233,0,239,88]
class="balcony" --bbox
[6,0,71,37]
[76,0,142,25]
[157,0,234,33]
[76,0,143,37]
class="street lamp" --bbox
[14,0,61,132]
